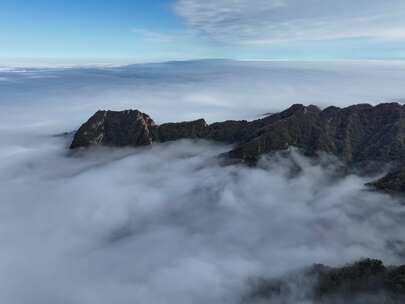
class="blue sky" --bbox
[0,0,184,61]
[1,0,405,63]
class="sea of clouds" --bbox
[1,60,405,303]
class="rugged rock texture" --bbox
[70,111,252,149]
[229,103,405,164]
[71,103,405,163]
[245,259,405,303]
[369,166,405,194]
[315,259,405,301]
[70,103,405,192]
[205,120,250,143]
[70,110,156,149]
[157,119,208,142]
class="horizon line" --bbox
[1,57,405,69]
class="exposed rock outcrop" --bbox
[70,110,156,149]
[157,119,208,142]
[71,103,405,163]
[70,103,405,192]
[229,103,405,164]
[70,110,254,149]
[369,166,405,194]
[245,259,405,303]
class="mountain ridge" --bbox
[70,102,405,193]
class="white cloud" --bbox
[174,0,405,44]
[2,60,405,131]
[1,61,405,303]
[0,134,404,303]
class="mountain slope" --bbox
[70,102,405,193]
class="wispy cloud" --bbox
[173,0,405,45]
[132,28,178,43]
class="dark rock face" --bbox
[157,119,208,142]
[70,110,156,149]
[229,103,405,164]
[70,103,405,192]
[71,103,405,164]
[315,259,405,301]
[369,166,405,193]
[71,111,254,149]
[245,259,405,303]
[205,120,250,143]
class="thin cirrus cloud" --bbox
[173,0,405,45]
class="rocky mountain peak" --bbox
[70,109,156,149]
[70,102,405,193]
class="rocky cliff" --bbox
[245,259,405,303]
[369,166,405,193]
[70,110,156,148]
[70,103,405,193]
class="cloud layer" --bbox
[174,0,405,45]
[2,60,405,133]
[1,61,405,303]
[1,134,405,304]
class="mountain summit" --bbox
[71,103,405,193]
